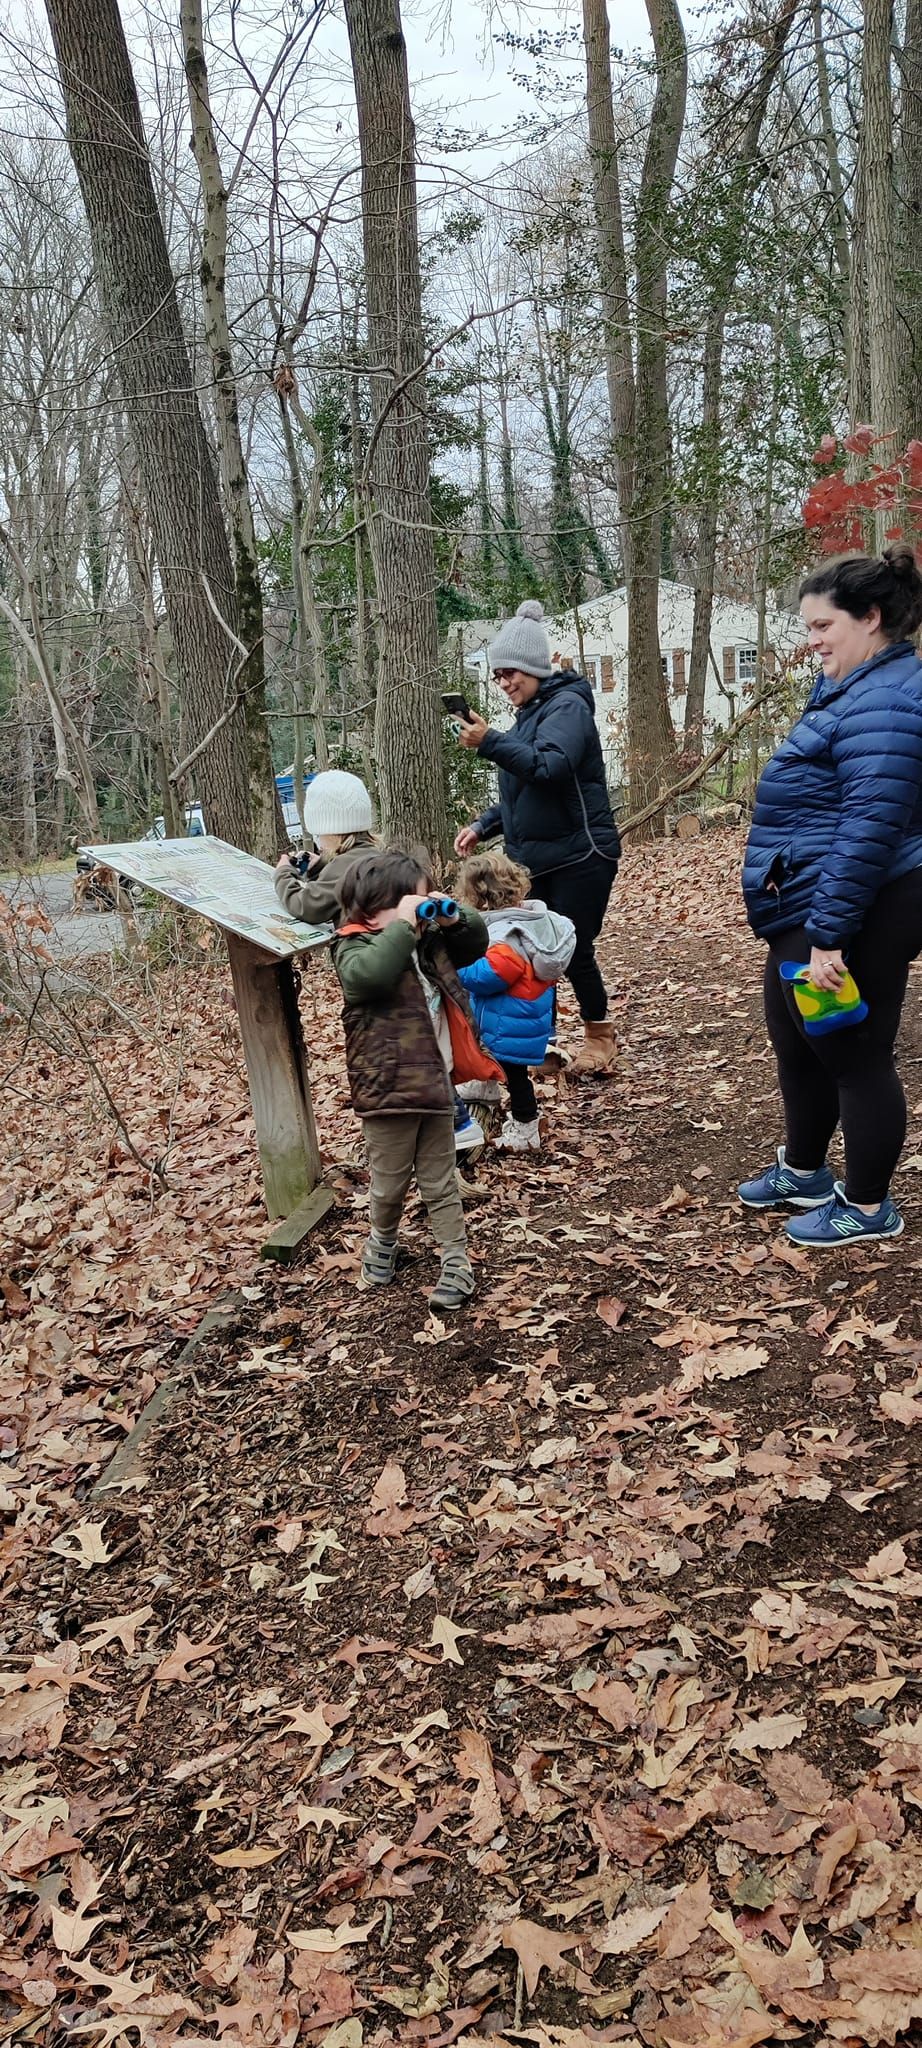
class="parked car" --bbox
[141,803,207,842]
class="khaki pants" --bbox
[362,1112,466,1257]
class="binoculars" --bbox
[417,895,457,923]
[290,851,313,875]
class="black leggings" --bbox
[501,1062,538,1122]
[764,867,922,1203]
[536,855,617,1022]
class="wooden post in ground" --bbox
[225,935,333,1257]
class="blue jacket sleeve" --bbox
[457,956,509,997]
[478,696,590,785]
[474,803,503,842]
[807,690,922,946]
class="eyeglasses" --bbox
[493,669,515,681]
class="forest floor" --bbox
[2,831,921,2048]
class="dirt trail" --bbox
[3,833,921,2047]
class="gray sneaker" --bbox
[428,1254,475,1311]
[360,1234,398,1286]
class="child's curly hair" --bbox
[455,850,532,911]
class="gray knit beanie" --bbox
[487,599,554,679]
[302,770,374,838]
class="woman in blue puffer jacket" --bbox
[740,545,922,1245]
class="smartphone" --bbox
[442,691,473,723]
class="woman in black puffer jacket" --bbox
[454,600,620,1074]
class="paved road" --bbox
[0,869,130,960]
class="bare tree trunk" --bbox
[862,0,902,540]
[44,0,253,848]
[813,0,854,401]
[581,0,636,581]
[343,0,447,858]
[274,376,331,774]
[14,650,39,863]
[181,0,282,859]
[897,0,922,438]
[683,0,797,758]
[749,316,783,796]
[625,0,687,818]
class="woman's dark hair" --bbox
[799,545,922,639]
[339,848,430,920]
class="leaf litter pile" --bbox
[2,830,922,2048]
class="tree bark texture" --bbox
[44,0,253,848]
[581,0,636,582]
[897,0,922,439]
[683,0,797,757]
[343,0,447,860]
[625,0,687,817]
[861,0,902,539]
[182,0,283,859]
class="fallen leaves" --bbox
[3,839,922,2048]
[153,1631,224,1684]
[429,1614,476,1664]
[728,1713,807,1753]
[455,1729,502,1845]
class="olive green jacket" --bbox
[332,908,489,1115]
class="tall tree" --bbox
[683,0,799,758]
[861,0,901,539]
[625,0,688,812]
[181,0,291,858]
[342,0,447,857]
[44,0,257,847]
[581,0,636,581]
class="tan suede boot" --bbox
[570,1020,618,1075]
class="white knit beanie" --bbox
[487,599,554,679]
[302,770,374,838]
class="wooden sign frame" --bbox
[80,839,335,1260]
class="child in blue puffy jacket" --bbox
[454,852,576,1152]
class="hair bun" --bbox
[882,542,919,581]
[516,598,545,622]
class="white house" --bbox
[446,581,801,777]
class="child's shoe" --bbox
[457,1080,503,1104]
[360,1232,398,1286]
[497,1115,541,1152]
[453,1103,485,1155]
[428,1253,475,1310]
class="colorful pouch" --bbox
[779,961,867,1035]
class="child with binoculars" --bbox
[332,849,500,1310]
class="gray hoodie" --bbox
[480,899,576,983]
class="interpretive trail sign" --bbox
[80,835,334,957]
[80,838,335,1258]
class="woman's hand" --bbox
[809,946,847,990]
[458,712,489,750]
[453,826,479,858]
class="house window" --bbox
[737,646,759,684]
[583,658,598,687]
[600,655,614,692]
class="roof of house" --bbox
[547,581,800,651]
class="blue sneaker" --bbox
[453,1104,484,1155]
[786,1184,904,1245]
[738,1145,835,1210]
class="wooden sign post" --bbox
[80,838,335,1261]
